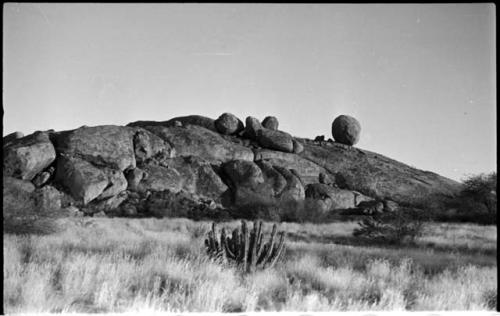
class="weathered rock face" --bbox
[131,128,175,164]
[257,129,294,153]
[331,115,361,146]
[135,164,184,193]
[3,132,56,180]
[54,155,110,205]
[262,116,279,130]
[254,149,328,185]
[143,125,254,163]
[53,125,136,171]
[159,156,228,201]
[301,141,461,207]
[215,113,244,135]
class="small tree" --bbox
[461,172,496,213]
[440,172,497,224]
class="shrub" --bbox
[353,208,426,245]
[438,172,497,225]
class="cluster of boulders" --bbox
[213,113,304,154]
[3,112,461,222]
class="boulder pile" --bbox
[3,112,461,221]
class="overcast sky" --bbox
[3,3,496,181]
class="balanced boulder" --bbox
[331,115,361,146]
[262,116,279,130]
[3,132,56,181]
[215,113,244,135]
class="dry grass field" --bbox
[3,217,497,313]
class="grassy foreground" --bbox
[3,217,497,312]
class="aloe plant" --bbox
[204,220,286,273]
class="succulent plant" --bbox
[204,220,286,273]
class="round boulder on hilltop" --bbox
[262,116,279,130]
[215,113,244,135]
[331,115,361,146]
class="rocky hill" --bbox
[3,113,462,222]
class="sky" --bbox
[3,3,496,182]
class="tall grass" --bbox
[3,217,497,312]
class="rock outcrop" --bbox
[3,113,462,220]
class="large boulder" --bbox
[55,155,109,205]
[331,115,361,146]
[3,132,56,181]
[221,160,273,206]
[262,116,279,130]
[215,113,244,135]
[256,129,294,153]
[244,116,263,140]
[53,125,136,171]
[136,164,184,193]
[143,125,254,163]
[222,160,265,189]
